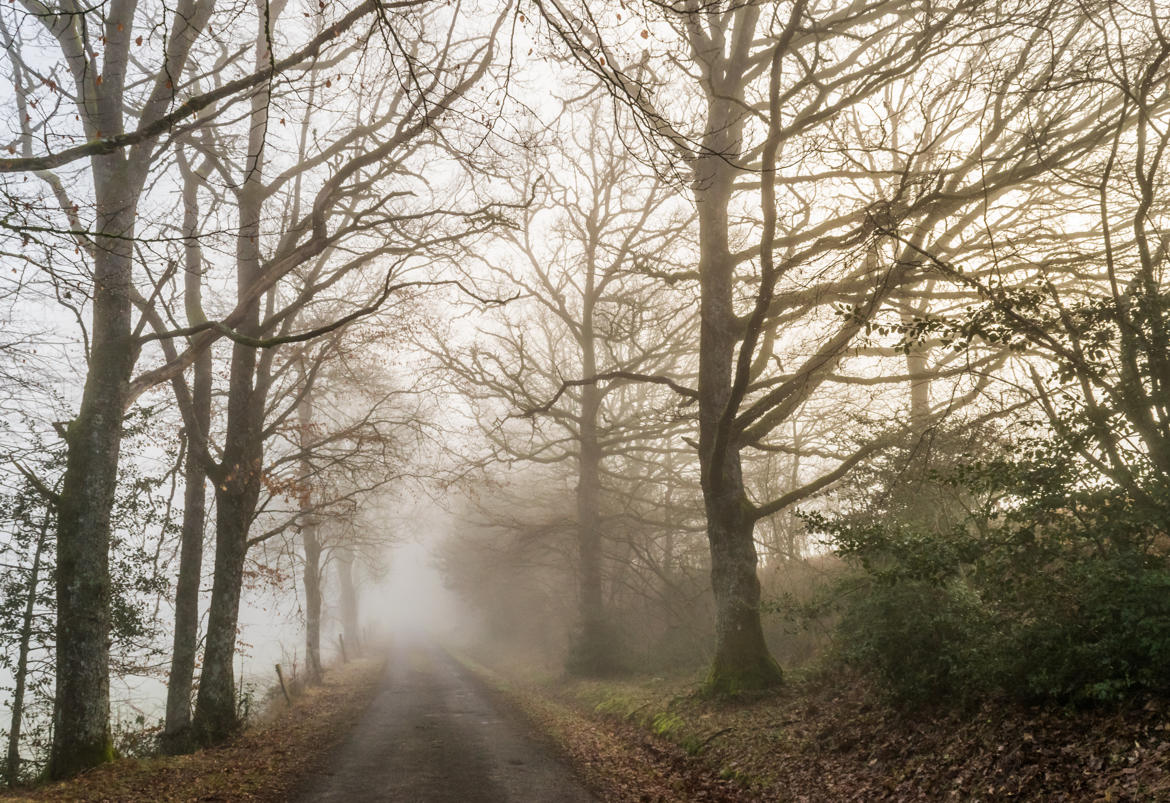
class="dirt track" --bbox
[293,640,596,802]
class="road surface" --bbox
[294,641,597,802]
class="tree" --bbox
[533,0,1133,692]
[1,445,58,787]
[159,1,514,744]
[285,321,425,683]
[896,1,1170,523]
[431,95,696,673]
[161,146,214,753]
[0,0,387,775]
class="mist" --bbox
[2,0,1170,798]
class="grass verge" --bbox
[461,654,1170,802]
[455,654,753,802]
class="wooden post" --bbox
[275,664,292,707]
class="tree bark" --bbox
[189,231,264,742]
[337,546,359,652]
[44,0,212,774]
[704,483,779,693]
[303,524,323,682]
[192,130,267,748]
[192,474,258,744]
[49,153,137,778]
[907,346,931,431]
[163,154,214,754]
[573,380,607,673]
[299,381,323,684]
[191,5,276,742]
[902,291,932,432]
[694,93,782,693]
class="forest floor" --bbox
[461,653,1170,802]
[0,657,384,802]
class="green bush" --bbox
[834,576,999,705]
[1005,552,1170,701]
[808,447,1170,706]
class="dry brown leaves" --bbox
[2,658,383,803]
[679,673,1170,801]
[460,657,751,802]
[467,656,1170,803]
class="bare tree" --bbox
[431,96,697,672]
[160,146,214,753]
[0,0,391,774]
[286,336,423,682]
[533,0,1134,691]
[148,2,515,744]
[891,2,1170,526]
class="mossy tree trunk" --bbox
[49,154,137,777]
[704,487,781,694]
[692,11,782,693]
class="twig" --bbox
[696,727,735,753]
[275,664,292,707]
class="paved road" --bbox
[294,642,597,802]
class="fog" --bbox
[372,524,462,643]
[2,0,1170,791]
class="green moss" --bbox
[719,766,751,783]
[703,656,784,697]
[47,735,115,780]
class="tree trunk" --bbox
[29,0,213,775]
[303,524,323,682]
[6,512,49,786]
[299,381,323,684]
[189,236,264,745]
[49,155,137,778]
[192,478,257,744]
[907,346,930,429]
[337,546,359,652]
[191,10,273,742]
[163,156,214,754]
[704,483,779,693]
[163,356,211,750]
[695,143,781,694]
[572,369,608,674]
[903,293,931,431]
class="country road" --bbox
[293,642,597,802]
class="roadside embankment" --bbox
[1,657,384,803]
[460,654,1170,801]
[456,654,753,802]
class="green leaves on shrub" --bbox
[808,447,1170,706]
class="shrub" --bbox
[808,446,1170,706]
